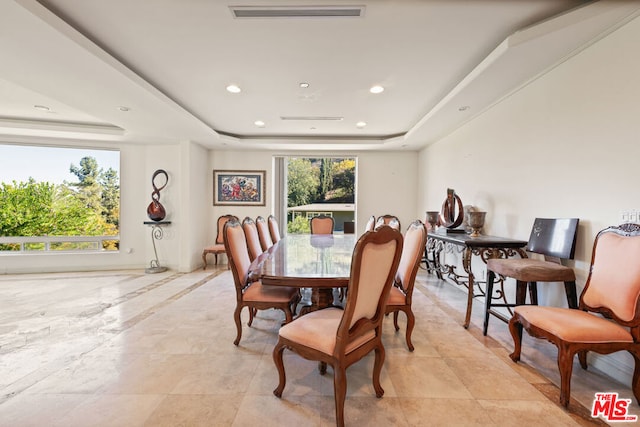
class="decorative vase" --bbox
[468,211,486,237]
[147,169,168,222]
[147,199,166,221]
[425,211,440,231]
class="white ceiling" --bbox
[1,0,639,152]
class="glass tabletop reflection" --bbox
[254,234,357,288]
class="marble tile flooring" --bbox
[0,267,636,426]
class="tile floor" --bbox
[0,266,637,426]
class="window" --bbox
[276,156,355,234]
[0,144,120,252]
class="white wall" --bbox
[207,150,418,242]
[417,15,640,383]
[177,141,210,272]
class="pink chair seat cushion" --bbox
[487,258,576,282]
[514,306,633,343]
[243,281,298,303]
[386,285,406,306]
[203,243,225,252]
[279,308,375,355]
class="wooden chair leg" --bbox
[405,309,415,352]
[528,281,538,305]
[483,270,496,336]
[202,252,208,270]
[334,365,347,427]
[558,349,575,407]
[578,350,588,369]
[272,341,287,397]
[564,281,578,309]
[319,361,327,375]
[372,344,385,397]
[515,280,528,305]
[248,308,255,326]
[508,315,523,362]
[233,305,243,346]
[630,349,640,405]
[283,306,293,324]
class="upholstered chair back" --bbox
[242,217,263,261]
[581,224,640,324]
[224,219,251,291]
[395,221,428,295]
[341,225,403,332]
[268,215,281,243]
[310,215,334,235]
[375,215,401,231]
[216,214,235,244]
[256,216,274,250]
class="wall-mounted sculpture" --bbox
[147,169,168,221]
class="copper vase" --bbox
[147,199,166,221]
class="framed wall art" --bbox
[213,170,266,206]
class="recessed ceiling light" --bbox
[254,120,265,127]
[369,85,384,94]
[226,84,241,93]
[117,106,130,112]
[34,105,50,111]
[356,121,367,128]
[299,82,309,88]
[458,105,470,111]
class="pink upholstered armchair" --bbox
[385,220,428,351]
[310,214,334,234]
[272,225,403,427]
[223,218,299,346]
[202,214,237,269]
[509,223,640,407]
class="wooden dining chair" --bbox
[385,220,428,351]
[483,217,579,335]
[509,223,640,407]
[256,215,274,250]
[375,214,400,231]
[273,225,403,427]
[268,215,282,243]
[202,214,237,269]
[224,218,299,346]
[242,217,264,261]
[310,214,334,234]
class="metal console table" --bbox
[427,230,527,328]
[143,221,171,273]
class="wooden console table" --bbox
[427,230,527,328]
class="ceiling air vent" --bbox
[280,116,344,121]
[230,6,365,18]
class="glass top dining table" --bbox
[248,233,358,312]
[249,233,357,287]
